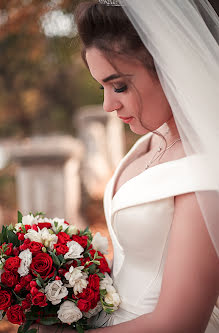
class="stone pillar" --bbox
[12,135,85,227]
[74,105,125,199]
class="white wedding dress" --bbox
[103,132,219,332]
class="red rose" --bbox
[30,253,54,280]
[54,243,69,255]
[1,271,19,288]
[25,225,31,232]
[21,299,31,310]
[4,256,21,273]
[14,284,22,293]
[91,290,100,309]
[7,304,25,325]
[13,247,20,256]
[88,274,100,291]
[77,299,92,312]
[32,292,47,307]
[57,232,71,244]
[99,257,111,274]
[32,224,38,231]
[77,287,95,301]
[37,222,52,230]
[0,243,13,256]
[28,241,43,255]
[0,290,11,310]
[72,235,88,248]
[19,243,29,251]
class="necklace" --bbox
[145,131,181,170]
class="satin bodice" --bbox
[103,132,219,331]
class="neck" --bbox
[152,116,181,148]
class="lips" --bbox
[118,116,134,124]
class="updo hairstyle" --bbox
[74,1,157,79]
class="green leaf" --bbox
[54,221,58,229]
[92,260,100,265]
[57,254,66,265]
[17,326,24,333]
[103,301,114,308]
[21,320,34,333]
[21,224,26,234]
[50,251,61,267]
[2,226,8,243]
[94,251,98,260]
[18,211,23,224]
[26,330,38,333]
[88,263,97,274]
[105,308,114,314]
[76,323,84,333]
[33,212,45,218]
[39,317,60,325]
[97,272,105,279]
[100,289,107,296]
[33,271,45,287]
[12,290,25,302]
[36,278,42,288]
[7,230,19,247]
[57,226,63,233]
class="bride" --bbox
[34,0,219,332]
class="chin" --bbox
[129,125,149,136]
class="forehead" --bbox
[86,47,141,81]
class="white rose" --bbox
[67,225,78,236]
[51,218,69,233]
[40,228,58,250]
[99,273,113,290]
[22,214,38,226]
[92,232,108,254]
[64,241,84,260]
[45,280,68,305]
[24,229,42,243]
[57,301,82,324]
[65,266,88,295]
[18,249,32,276]
[14,222,22,232]
[83,301,102,318]
[105,290,121,309]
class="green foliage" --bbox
[18,211,23,224]
[50,251,61,267]
[75,323,84,333]
[0,225,19,246]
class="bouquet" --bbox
[0,212,120,332]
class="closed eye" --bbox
[114,85,128,93]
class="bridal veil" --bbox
[119,0,219,258]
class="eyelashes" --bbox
[99,84,128,93]
[114,85,128,93]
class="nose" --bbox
[103,90,122,113]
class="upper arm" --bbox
[154,192,219,333]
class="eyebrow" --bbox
[102,73,133,83]
[102,74,121,83]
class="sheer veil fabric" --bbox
[121,0,219,258]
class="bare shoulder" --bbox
[154,191,219,332]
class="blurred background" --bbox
[0,0,218,331]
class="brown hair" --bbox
[74,1,157,78]
[74,1,168,147]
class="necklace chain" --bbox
[145,130,181,170]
